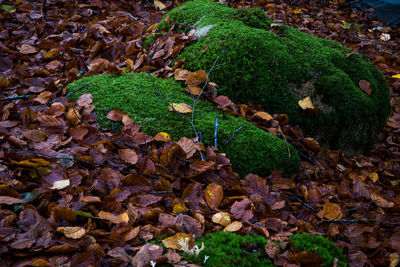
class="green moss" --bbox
[160,0,391,154]
[143,34,156,48]
[186,231,275,267]
[67,72,300,177]
[290,233,348,267]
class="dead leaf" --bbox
[98,211,129,224]
[0,196,23,205]
[224,221,242,232]
[119,149,138,165]
[162,233,195,250]
[390,252,399,267]
[302,137,320,153]
[322,202,343,220]
[186,70,207,86]
[174,69,192,81]
[57,226,86,239]
[33,91,53,104]
[204,183,223,209]
[19,44,38,54]
[154,132,171,142]
[212,212,231,226]
[359,80,371,95]
[154,0,166,10]
[298,96,315,110]
[251,111,273,121]
[370,192,394,208]
[50,179,70,190]
[168,103,192,113]
[177,137,196,159]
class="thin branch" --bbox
[224,126,243,145]
[0,94,31,101]
[284,194,318,213]
[279,125,291,157]
[65,84,88,98]
[214,117,219,147]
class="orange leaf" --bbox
[119,149,138,165]
[322,202,343,220]
[186,70,207,86]
[205,183,223,209]
[251,111,273,121]
[154,132,171,142]
[57,226,86,239]
[302,137,320,153]
[187,84,202,95]
[33,91,53,104]
[177,137,196,159]
[168,103,192,113]
[359,80,371,95]
[190,161,215,175]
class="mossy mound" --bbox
[186,231,275,267]
[290,233,348,267]
[67,73,300,177]
[160,0,391,154]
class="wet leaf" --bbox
[174,69,192,81]
[204,183,223,209]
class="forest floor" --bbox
[0,0,399,266]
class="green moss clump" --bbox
[143,34,156,48]
[290,233,348,267]
[186,231,275,267]
[67,72,300,177]
[160,0,391,154]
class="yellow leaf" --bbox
[12,158,50,168]
[212,212,231,226]
[41,48,60,59]
[293,9,302,14]
[251,111,273,121]
[125,58,134,69]
[154,132,171,142]
[392,74,400,79]
[31,259,50,267]
[146,23,159,32]
[173,203,188,214]
[57,226,86,239]
[168,103,192,114]
[224,221,243,232]
[298,96,315,110]
[154,0,166,10]
[322,202,343,220]
[368,172,379,182]
[390,252,399,267]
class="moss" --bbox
[67,72,300,177]
[290,233,348,267]
[186,231,275,267]
[160,0,391,154]
[143,33,156,48]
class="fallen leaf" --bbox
[186,70,207,86]
[224,221,242,232]
[162,233,195,250]
[390,252,399,267]
[174,69,192,81]
[119,149,138,165]
[302,137,320,153]
[393,74,400,79]
[168,103,192,113]
[154,0,166,10]
[370,192,394,208]
[177,137,196,159]
[50,179,70,190]
[298,96,315,110]
[57,226,86,239]
[0,196,23,205]
[204,183,223,209]
[154,132,171,142]
[251,111,273,121]
[98,211,129,224]
[212,212,231,226]
[322,202,343,220]
[173,203,188,214]
[19,44,38,54]
[359,80,371,95]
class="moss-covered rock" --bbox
[185,231,275,267]
[290,233,348,267]
[67,73,300,177]
[160,0,391,154]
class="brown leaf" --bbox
[212,212,231,226]
[224,221,242,232]
[19,44,38,54]
[251,111,273,121]
[33,91,53,104]
[187,84,202,95]
[359,80,371,95]
[302,137,320,153]
[371,192,395,208]
[57,226,86,239]
[162,233,195,250]
[0,196,23,205]
[168,103,192,113]
[77,93,93,108]
[265,239,280,259]
[154,132,171,142]
[186,70,207,86]
[119,149,138,165]
[177,137,196,159]
[174,68,192,81]
[390,232,400,252]
[131,243,163,267]
[204,183,223,209]
[322,202,343,220]
[190,161,214,176]
[98,211,129,224]
[289,251,323,266]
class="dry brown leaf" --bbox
[224,221,242,232]
[98,211,129,224]
[19,44,38,54]
[162,233,195,250]
[57,226,86,239]
[177,137,196,159]
[359,80,371,95]
[302,137,320,153]
[0,196,24,205]
[204,183,223,209]
[212,212,231,226]
[370,192,394,208]
[154,0,166,10]
[251,111,273,121]
[154,132,171,142]
[119,149,138,165]
[323,202,343,220]
[174,69,192,81]
[186,70,207,86]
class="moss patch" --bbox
[160,0,391,154]
[67,72,300,177]
[290,233,348,267]
[185,231,275,267]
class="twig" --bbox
[121,11,138,20]
[214,117,219,147]
[65,84,88,98]
[224,126,243,145]
[297,150,317,165]
[149,191,173,194]
[284,194,318,213]
[279,125,291,157]
[0,94,31,101]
